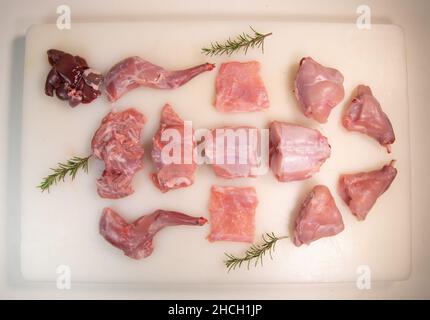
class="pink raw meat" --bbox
[294,185,344,246]
[338,160,397,220]
[104,56,215,102]
[343,85,395,153]
[215,61,269,112]
[100,207,207,259]
[91,108,146,199]
[294,57,345,123]
[151,104,196,192]
[205,126,261,178]
[269,121,331,182]
[208,186,258,243]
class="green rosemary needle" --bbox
[224,232,288,272]
[38,155,91,192]
[202,26,272,56]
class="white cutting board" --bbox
[21,21,411,284]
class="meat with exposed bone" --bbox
[338,160,397,220]
[151,104,196,192]
[343,85,395,153]
[269,121,331,182]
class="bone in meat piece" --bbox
[343,85,395,153]
[294,185,344,246]
[269,121,331,182]
[104,56,215,102]
[100,207,207,259]
[205,126,261,178]
[294,57,344,123]
[338,160,397,220]
[151,104,196,192]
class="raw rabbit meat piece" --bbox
[208,186,258,243]
[293,185,344,246]
[215,61,269,112]
[205,126,261,179]
[294,57,345,123]
[151,104,196,192]
[343,85,395,153]
[104,56,215,102]
[91,108,146,199]
[100,207,207,259]
[338,160,397,220]
[269,121,331,182]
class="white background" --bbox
[0,0,429,299]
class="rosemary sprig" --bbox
[224,232,288,272]
[38,155,92,192]
[202,26,272,56]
